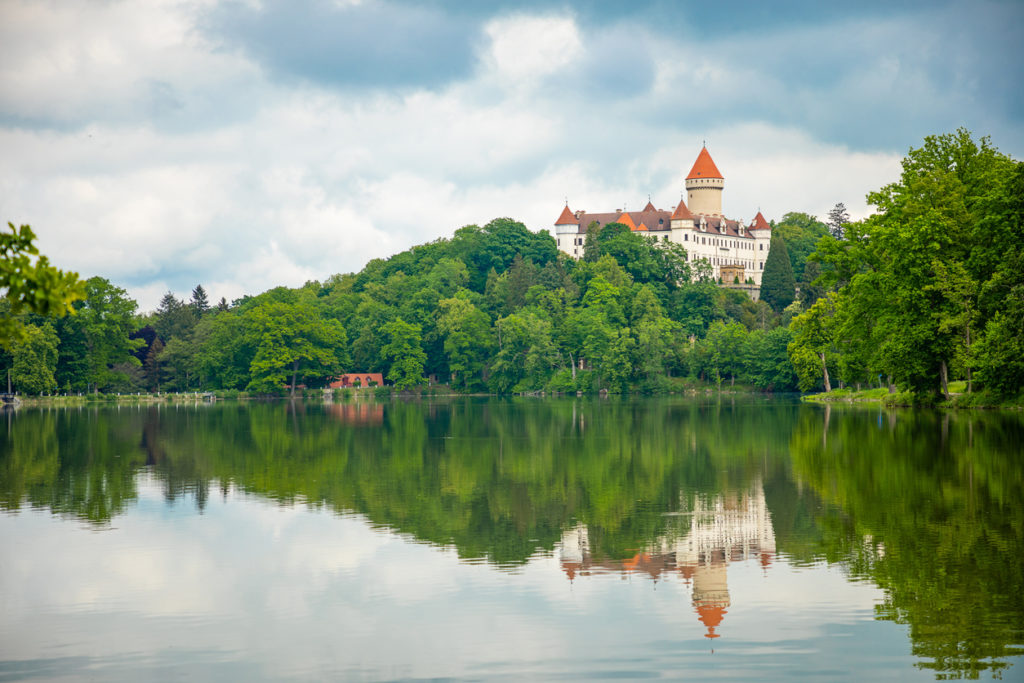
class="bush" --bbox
[545,369,577,393]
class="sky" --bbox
[1,0,1021,311]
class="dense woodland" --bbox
[2,130,1022,403]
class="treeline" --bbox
[1,216,823,395]
[3,130,1020,402]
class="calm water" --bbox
[1,397,1022,681]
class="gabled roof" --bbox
[671,198,693,220]
[686,146,723,180]
[750,211,772,230]
[617,212,636,229]
[636,222,649,232]
[555,205,577,225]
[642,200,656,212]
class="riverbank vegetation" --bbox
[1,130,1020,405]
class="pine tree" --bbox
[191,284,210,317]
[761,235,796,312]
[827,202,849,240]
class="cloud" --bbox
[0,1,1019,311]
[203,0,477,90]
[0,0,258,130]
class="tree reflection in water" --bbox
[1,398,1021,678]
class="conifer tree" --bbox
[827,202,849,240]
[191,284,210,317]
[761,235,796,312]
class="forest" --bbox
[2,130,1021,404]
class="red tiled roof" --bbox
[636,222,649,231]
[642,200,656,212]
[671,198,693,220]
[686,146,723,180]
[328,373,384,388]
[750,211,771,230]
[553,207,677,235]
[555,205,577,225]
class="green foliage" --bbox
[246,298,349,395]
[381,318,426,389]
[0,222,85,348]
[773,212,831,281]
[808,129,1022,399]
[11,322,59,394]
[760,235,796,312]
[438,292,493,390]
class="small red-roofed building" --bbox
[329,373,385,388]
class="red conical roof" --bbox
[555,205,577,225]
[696,604,726,639]
[750,211,771,230]
[642,200,656,212]
[671,198,693,220]
[686,146,723,180]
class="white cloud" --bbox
[483,14,583,84]
[0,2,1011,311]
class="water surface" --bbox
[1,398,1022,680]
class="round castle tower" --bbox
[685,146,724,216]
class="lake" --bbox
[1,397,1022,681]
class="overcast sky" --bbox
[1,0,1021,311]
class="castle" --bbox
[553,146,773,287]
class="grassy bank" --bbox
[803,381,1022,409]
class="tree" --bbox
[11,323,59,394]
[191,285,210,317]
[381,318,426,389]
[1,222,84,348]
[774,212,830,282]
[827,203,849,240]
[154,292,195,342]
[144,337,166,391]
[788,294,839,392]
[246,299,349,397]
[437,293,493,390]
[798,260,825,309]
[70,277,145,392]
[704,320,748,386]
[809,129,1021,399]
[760,235,796,312]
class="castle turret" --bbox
[685,146,724,216]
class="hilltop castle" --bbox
[553,146,773,287]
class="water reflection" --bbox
[560,481,776,640]
[1,398,1022,679]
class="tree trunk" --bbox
[940,360,950,400]
[569,351,576,381]
[290,359,299,399]
[819,352,831,392]
[887,374,895,394]
[966,325,972,393]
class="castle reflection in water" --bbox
[558,481,776,639]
